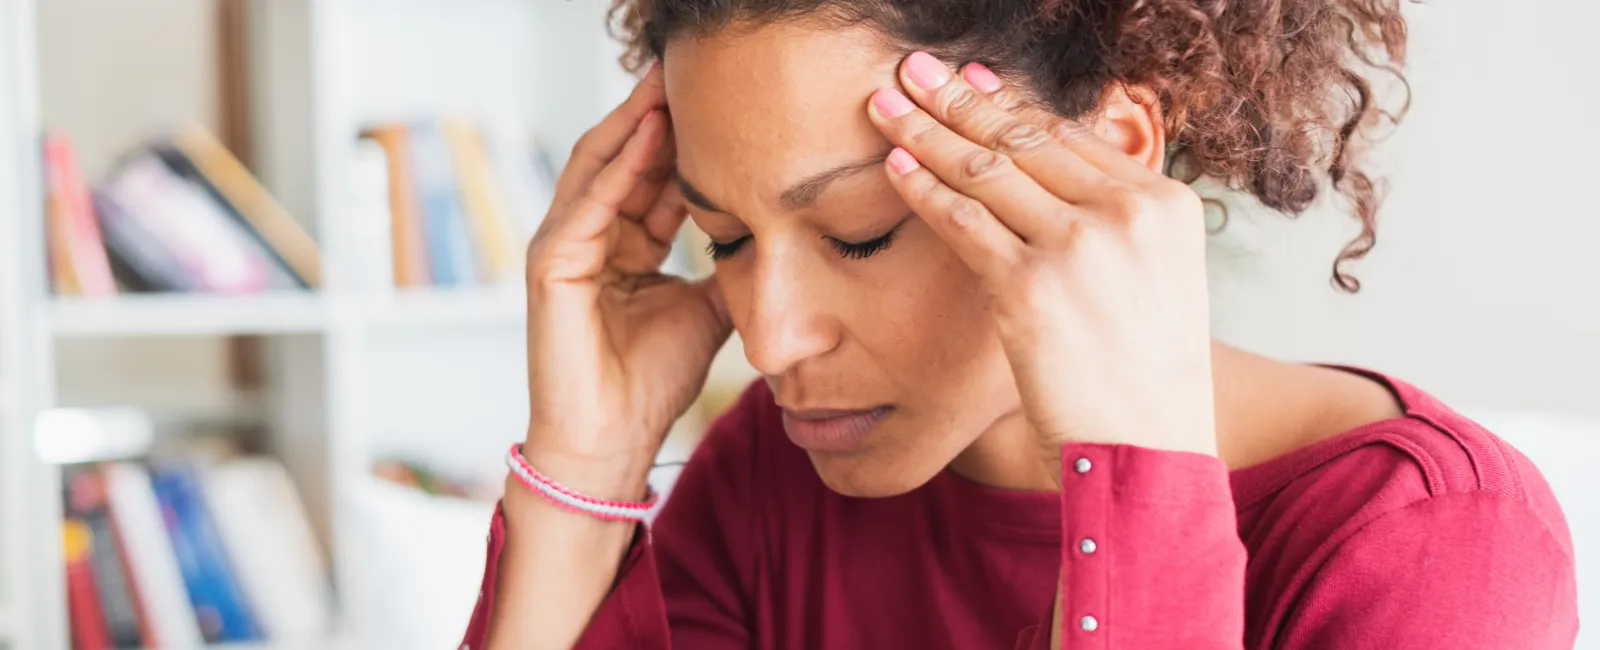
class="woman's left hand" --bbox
[866,52,1219,484]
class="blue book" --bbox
[150,464,263,643]
[407,121,478,287]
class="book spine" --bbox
[102,462,205,648]
[442,118,515,281]
[93,191,200,292]
[43,135,83,295]
[63,519,113,650]
[350,140,396,294]
[152,465,263,643]
[363,125,431,287]
[156,146,306,290]
[64,467,145,648]
[408,121,479,287]
[172,124,324,287]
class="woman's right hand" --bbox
[522,66,733,498]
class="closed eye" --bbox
[826,223,901,260]
[705,236,750,261]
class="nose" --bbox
[737,247,841,377]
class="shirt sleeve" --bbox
[1013,445,1579,650]
[1016,443,1250,650]
[1275,491,1579,650]
[459,390,765,650]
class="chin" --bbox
[805,450,942,498]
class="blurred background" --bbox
[0,1,1592,649]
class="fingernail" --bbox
[887,147,920,174]
[905,51,951,91]
[962,63,1002,94]
[871,88,916,118]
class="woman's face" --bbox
[666,22,1030,496]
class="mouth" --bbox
[779,406,894,453]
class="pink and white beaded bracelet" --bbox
[503,443,659,522]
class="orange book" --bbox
[362,124,431,287]
[441,118,516,281]
[43,133,117,296]
[170,124,323,288]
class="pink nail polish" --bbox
[872,88,916,118]
[962,63,1003,94]
[887,148,920,174]
[904,51,951,90]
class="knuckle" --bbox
[946,197,989,230]
[959,149,1011,182]
[1103,186,1150,219]
[993,121,1051,154]
[905,118,943,148]
[1048,120,1090,144]
[939,84,982,122]
[907,171,945,204]
[991,88,1027,113]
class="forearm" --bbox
[486,451,654,650]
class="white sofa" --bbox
[1471,411,1597,649]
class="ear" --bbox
[1094,84,1166,174]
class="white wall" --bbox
[1208,0,1600,416]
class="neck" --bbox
[949,341,1271,492]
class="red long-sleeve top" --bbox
[461,370,1579,649]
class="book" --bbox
[93,191,202,293]
[349,139,396,293]
[363,124,431,287]
[443,117,517,281]
[170,124,323,288]
[100,154,273,293]
[63,468,146,648]
[202,458,334,640]
[63,518,112,650]
[489,132,555,249]
[155,145,304,290]
[43,133,117,297]
[407,121,480,286]
[102,462,205,648]
[150,464,263,643]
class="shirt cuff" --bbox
[1053,444,1244,649]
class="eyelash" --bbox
[703,226,901,262]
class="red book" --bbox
[43,133,117,297]
[63,519,112,650]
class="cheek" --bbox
[847,225,1000,380]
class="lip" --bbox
[780,406,893,453]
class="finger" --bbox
[882,147,1025,280]
[619,117,677,220]
[640,182,689,247]
[895,52,1113,207]
[869,86,1074,242]
[608,217,672,276]
[962,63,1158,184]
[553,64,667,206]
[539,111,667,286]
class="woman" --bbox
[462,0,1578,648]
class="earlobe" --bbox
[1094,84,1166,173]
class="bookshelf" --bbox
[0,1,678,649]
[49,294,330,338]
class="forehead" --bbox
[663,20,900,209]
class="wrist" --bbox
[513,441,655,503]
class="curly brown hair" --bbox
[608,0,1412,292]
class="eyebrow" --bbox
[674,152,890,215]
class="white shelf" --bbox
[49,293,328,338]
[207,635,355,650]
